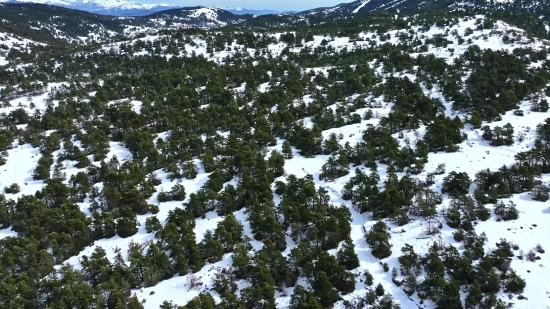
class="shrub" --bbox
[531,184,549,202]
[504,271,526,293]
[364,270,374,286]
[4,183,20,194]
[494,200,519,221]
[525,250,537,262]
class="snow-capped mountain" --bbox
[0,0,283,16]
[0,0,178,15]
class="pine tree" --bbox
[437,282,462,309]
[232,243,251,279]
[186,293,217,309]
[365,221,392,259]
[289,285,323,309]
[465,280,483,309]
[116,213,138,238]
[375,283,385,296]
[403,273,418,296]
[336,238,360,270]
[312,271,339,308]
[364,270,374,286]
[282,140,294,159]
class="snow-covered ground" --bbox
[1,14,550,309]
[0,31,45,66]
[85,15,549,74]
[120,88,550,309]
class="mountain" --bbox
[144,7,254,29]
[299,0,449,15]
[299,0,550,15]
[0,3,255,44]
[0,0,284,16]
[0,0,178,16]
[0,3,133,43]
[217,6,281,15]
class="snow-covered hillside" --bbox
[0,31,46,66]
[144,7,253,29]
[0,3,255,46]
[1,8,550,309]
[300,0,550,15]
[92,17,550,308]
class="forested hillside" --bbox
[0,3,550,309]
[0,3,254,44]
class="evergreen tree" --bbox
[289,285,323,309]
[336,238,360,270]
[365,221,392,259]
[375,283,385,297]
[312,271,339,308]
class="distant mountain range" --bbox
[0,0,176,15]
[0,0,286,16]
[1,0,548,43]
[1,0,549,18]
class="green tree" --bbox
[365,221,392,259]
[312,271,339,308]
[116,213,139,238]
[336,238,360,270]
[282,140,293,159]
[289,285,323,309]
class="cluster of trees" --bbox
[481,124,515,146]
[515,118,550,173]
[342,164,444,226]
[395,239,525,309]
[1,5,546,308]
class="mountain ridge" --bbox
[0,0,285,16]
[0,0,178,15]
[0,3,256,44]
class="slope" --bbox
[0,3,255,44]
[1,6,550,309]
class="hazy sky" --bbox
[160,0,354,11]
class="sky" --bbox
[159,0,355,11]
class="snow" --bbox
[117,94,550,308]
[353,0,372,13]
[0,144,42,199]
[188,8,219,21]
[1,11,550,309]
[6,0,176,10]
[0,31,45,66]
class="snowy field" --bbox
[1,14,550,309]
